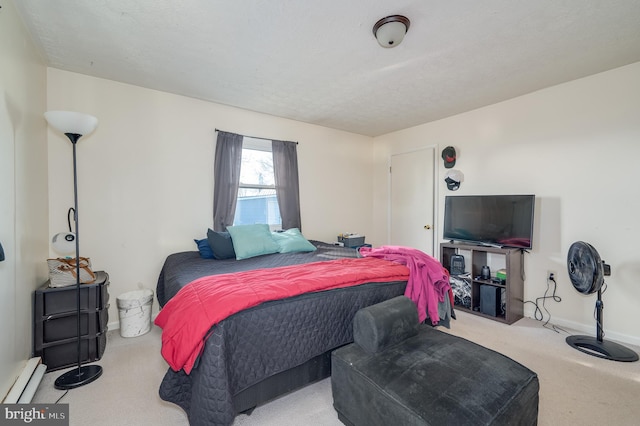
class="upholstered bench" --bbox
[331,296,539,426]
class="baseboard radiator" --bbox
[3,357,47,403]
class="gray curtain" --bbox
[272,140,301,230]
[213,131,243,231]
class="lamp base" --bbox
[54,364,103,390]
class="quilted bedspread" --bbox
[158,279,408,426]
[155,257,410,374]
[155,242,447,426]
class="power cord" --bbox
[524,273,568,333]
[55,390,69,404]
[520,250,528,282]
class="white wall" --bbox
[372,62,640,346]
[46,59,640,347]
[46,69,374,324]
[0,0,48,399]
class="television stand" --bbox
[440,242,524,324]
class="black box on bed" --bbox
[338,235,365,248]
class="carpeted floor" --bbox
[32,311,640,425]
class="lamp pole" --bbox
[45,111,103,389]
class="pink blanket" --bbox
[359,246,451,324]
[154,257,410,373]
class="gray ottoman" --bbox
[331,296,539,426]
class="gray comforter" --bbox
[156,242,407,425]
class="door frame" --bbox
[387,145,439,255]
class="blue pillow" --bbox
[194,238,215,259]
[206,229,236,260]
[272,228,317,253]
[227,224,280,260]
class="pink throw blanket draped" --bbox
[360,246,450,324]
[154,257,410,374]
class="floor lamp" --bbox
[45,111,103,389]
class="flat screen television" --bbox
[443,195,535,249]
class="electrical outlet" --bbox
[547,271,556,281]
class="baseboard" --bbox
[553,317,640,348]
[3,357,45,404]
[115,309,640,350]
[523,307,640,348]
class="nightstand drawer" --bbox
[35,308,109,348]
[35,271,109,316]
[38,333,107,372]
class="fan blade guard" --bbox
[567,241,603,294]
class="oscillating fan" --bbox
[566,241,638,362]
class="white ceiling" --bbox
[14,0,640,137]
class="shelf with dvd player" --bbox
[440,242,524,324]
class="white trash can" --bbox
[117,289,154,338]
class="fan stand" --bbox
[566,289,639,362]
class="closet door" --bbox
[390,147,436,255]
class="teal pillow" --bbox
[227,224,280,260]
[272,228,317,253]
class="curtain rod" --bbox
[215,128,298,144]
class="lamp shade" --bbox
[52,232,76,255]
[373,15,410,48]
[44,111,98,136]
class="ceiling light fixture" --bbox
[373,15,410,48]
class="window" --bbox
[213,130,300,232]
[233,137,281,228]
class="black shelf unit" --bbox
[34,271,110,371]
[441,243,524,325]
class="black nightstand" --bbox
[33,271,110,371]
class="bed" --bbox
[155,239,450,426]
